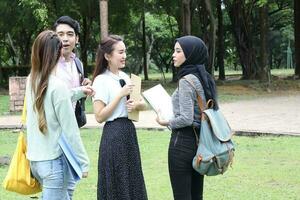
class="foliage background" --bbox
[0,0,298,88]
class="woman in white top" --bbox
[92,35,148,200]
[26,30,91,200]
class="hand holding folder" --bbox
[142,84,173,121]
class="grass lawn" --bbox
[1,129,300,200]
[0,95,9,115]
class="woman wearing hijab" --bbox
[156,35,218,200]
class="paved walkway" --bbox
[1,95,299,136]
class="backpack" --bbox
[74,58,87,128]
[184,77,235,176]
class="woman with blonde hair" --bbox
[26,30,92,200]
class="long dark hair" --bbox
[30,30,62,133]
[92,35,123,82]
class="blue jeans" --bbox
[30,154,76,200]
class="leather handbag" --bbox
[2,98,42,195]
[184,77,235,176]
[75,98,87,128]
[74,58,87,128]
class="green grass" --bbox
[146,68,295,80]
[1,129,300,200]
[85,97,93,114]
[0,95,9,115]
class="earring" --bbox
[75,43,80,48]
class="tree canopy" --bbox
[0,0,298,84]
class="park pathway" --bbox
[1,94,299,136]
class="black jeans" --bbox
[168,127,204,200]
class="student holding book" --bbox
[156,35,219,200]
[92,35,148,200]
[25,30,92,200]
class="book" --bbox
[58,133,82,181]
[128,74,142,121]
[142,84,173,121]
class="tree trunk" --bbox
[181,0,191,35]
[6,33,19,65]
[81,17,89,70]
[99,0,108,40]
[259,4,270,82]
[295,0,300,78]
[142,1,148,80]
[226,0,258,79]
[204,0,216,76]
[146,34,155,74]
[0,66,3,87]
[216,0,225,80]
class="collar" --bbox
[105,69,124,81]
[58,52,76,63]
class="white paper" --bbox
[142,84,173,121]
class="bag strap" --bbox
[21,96,26,126]
[180,76,204,144]
[182,77,205,112]
[182,77,215,112]
[74,57,85,82]
[74,58,87,103]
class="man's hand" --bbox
[82,78,92,86]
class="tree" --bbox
[224,0,259,79]
[216,0,225,80]
[295,0,300,78]
[258,2,270,82]
[181,0,191,35]
[144,12,178,81]
[204,0,217,75]
[0,0,295,84]
[0,0,47,66]
[142,0,148,80]
[99,0,108,39]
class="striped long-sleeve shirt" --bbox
[169,74,206,130]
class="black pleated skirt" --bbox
[97,118,148,200]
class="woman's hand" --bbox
[126,97,148,112]
[119,84,133,98]
[156,109,169,126]
[81,85,95,97]
[82,172,88,178]
[126,99,135,113]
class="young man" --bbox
[53,16,93,127]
